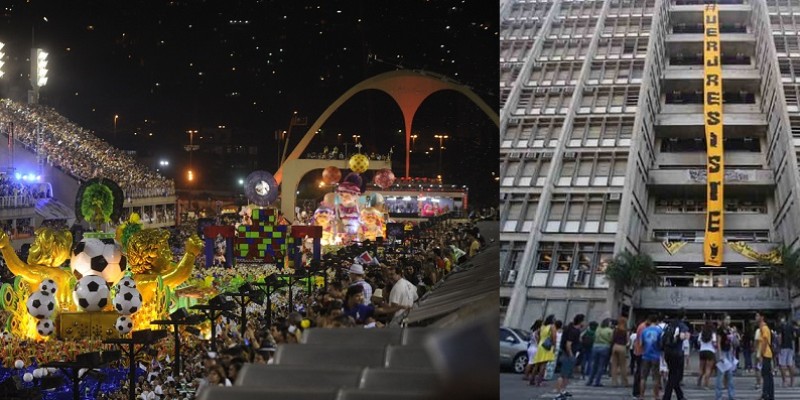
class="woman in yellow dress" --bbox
[531,314,557,386]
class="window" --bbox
[536,243,554,271]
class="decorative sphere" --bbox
[348,154,369,174]
[38,279,58,295]
[113,287,143,315]
[115,316,134,334]
[14,360,23,369]
[26,291,56,319]
[22,373,32,382]
[321,166,342,185]
[36,318,55,336]
[32,369,42,379]
[73,275,110,311]
[373,168,396,190]
[71,238,126,285]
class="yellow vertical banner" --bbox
[703,4,724,266]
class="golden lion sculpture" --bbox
[126,229,204,304]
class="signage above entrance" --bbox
[637,287,788,310]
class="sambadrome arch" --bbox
[275,70,499,220]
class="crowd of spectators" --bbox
[304,146,392,161]
[0,215,484,399]
[0,100,175,199]
[0,175,50,208]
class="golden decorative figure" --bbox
[125,229,203,304]
[0,228,74,309]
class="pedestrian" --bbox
[777,315,796,387]
[629,327,638,376]
[610,316,629,387]
[580,321,598,379]
[715,315,736,400]
[523,319,542,381]
[531,314,557,386]
[697,321,716,390]
[756,311,775,400]
[640,315,663,400]
[544,320,564,381]
[587,318,613,387]
[632,316,650,400]
[554,314,585,400]
[661,313,689,400]
[741,324,754,374]
[754,320,763,390]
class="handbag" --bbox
[542,337,553,351]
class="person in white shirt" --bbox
[388,266,418,317]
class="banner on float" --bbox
[703,4,724,266]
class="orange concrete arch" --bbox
[274,70,499,183]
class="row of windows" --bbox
[654,197,768,214]
[507,1,551,20]
[500,40,534,62]
[549,18,599,37]
[670,53,751,66]
[503,116,564,143]
[501,192,538,233]
[767,0,800,12]
[539,38,592,60]
[782,85,800,111]
[664,91,755,104]
[501,63,523,87]
[579,85,640,112]
[608,0,656,15]
[672,23,747,34]
[602,16,652,35]
[595,37,649,58]
[544,194,621,233]
[501,20,540,40]
[533,242,614,289]
[586,60,645,83]
[652,230,771,243]
[528,61,582,86]
[500,152,629,187]
[569,116,634,147]
[515,87,573,115]
[559,1,603,18]
[500,240,527,285]
[774,36,800,54]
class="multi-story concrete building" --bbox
[500,0,800,329]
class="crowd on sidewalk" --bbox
[524,311,800,400]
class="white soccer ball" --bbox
[38,279,58,295]
[117,276,137,290]
[73,275,110,311]
[115,315,134,334]
[71,238,126,285]
[113,287,142,315]
[36,318,54,336]
[26,291,55,319]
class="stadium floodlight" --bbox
[0,42,5,78]
[36,49,48,87]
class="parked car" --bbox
[500,326,531,373]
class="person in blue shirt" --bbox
[342,284,375,324]
[639,315,663,400]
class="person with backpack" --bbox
[632,316,653,400]
[777,315,796,387]
[580,321,598,379]
[715,315,736,400]
[756,312,775,400]
[661,313,689,400]
[640,314,664,400]
[554,314,586,400]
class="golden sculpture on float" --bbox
[0,227,75,309]
[125,229,204,304]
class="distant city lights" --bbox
[14,173,41,182]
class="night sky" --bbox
[0,0,498,206]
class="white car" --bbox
[500,326,531,373]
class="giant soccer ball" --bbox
[38,279,58,295]
[117,276,137,290]
[113,287,142,315]
[36,318,54,337]
[71,238,126,285]
[73,276,110,311]
[26,291,55,319]
[115,316,133,334]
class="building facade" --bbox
[500,0,800,328]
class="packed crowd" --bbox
[526,311,796,400]
[0,175,50,208]
[0,217,483,399]
[304,146,392,161]
[0,100,175,199]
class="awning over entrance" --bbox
[636,287,789,310]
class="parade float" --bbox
[0,178,202,340]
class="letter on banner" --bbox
[704,4,724,266]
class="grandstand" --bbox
[0,100,176,248]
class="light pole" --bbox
[352,134,361,144]
[434,134,449,175]
[185,130,199,214]
[410,134,418,152]
[114,115,119,137]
